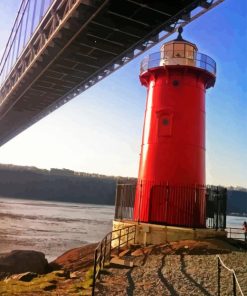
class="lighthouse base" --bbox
[112,220,226,247]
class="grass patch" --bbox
[82,267,94,289]
[71,266,95,295]
[0,271,65,295]
[0,267,96,295]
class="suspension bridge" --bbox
[0,0,223,146]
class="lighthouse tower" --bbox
[133,28,216,227]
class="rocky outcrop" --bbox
[50,243,98,272]
[7,272,37,282]
[0,250,48,278]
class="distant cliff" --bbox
[0,164,133,205]
[0,164,246,214]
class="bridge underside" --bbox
[0,0,219,146]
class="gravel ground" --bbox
[95,240,247,296]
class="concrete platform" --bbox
[112,220,226,247]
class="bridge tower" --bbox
[133,28,216,227]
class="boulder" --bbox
[0,250,48,276]
[50,243,98,272]
[9,272,37,282]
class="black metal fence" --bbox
[115,182,227,230]
[206,186,227,229]
[92,225,136,296]
[114,183,136,221]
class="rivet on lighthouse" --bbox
[133,27,216,228]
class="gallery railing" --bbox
[140,50,216,76]
[114,182,227,230]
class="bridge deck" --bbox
[0,0,222,146]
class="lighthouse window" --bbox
[174,43,185,57]
[158,113,173,137]
[185,44,195,59]
[162,118,169,125]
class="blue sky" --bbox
[0,0,246,187]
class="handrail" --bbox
[227,227,246,230]
[216,255,244,296]
[226,227,247,241]
[91,225,136,296]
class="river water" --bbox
[0,197,245,261]
[0,197,114,261]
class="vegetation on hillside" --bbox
[0,164,246,214]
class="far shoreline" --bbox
[1,196,247,217]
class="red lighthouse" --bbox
[133,28,216,227]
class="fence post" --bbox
[223,188,227,229]
[216,187,219,230]
[92,249,98,296]
[99,242,103,278]
[232,272,236,296]
[103,237,107,267]
[165,182,169,223]
[133,225,136,244]
[120,186,123,220]
[217,256,221,296]
[118,228,122,255]
[114,183,119,220]
[138,181,142,223]
[193,184,197,229]
[109,232,112,262]
[131,184,136,220]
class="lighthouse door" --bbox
[149,185,168,224]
